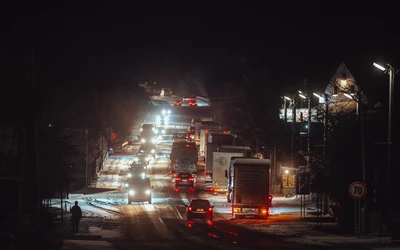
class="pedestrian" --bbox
[70,201,82,233]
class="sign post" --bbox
[349,181,367,236]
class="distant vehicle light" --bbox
[141,173,146,178]
[151,138,157,144]
[129,190,135,195]
[145,190,151,195]
[127,173,132,178]
[125,183,129,187]
[151,149,155,153]
[141,138,146,143]
[162,129,166,134]
[162,109,166,115]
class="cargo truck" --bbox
[170,146,198,180]
[211,151,246,194]
[228,158,271,219]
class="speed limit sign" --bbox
[349,181,367,199]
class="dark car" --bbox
[189,100,198,107]
[175,172,194,188]
[186,199,214,221]
[126,177,153,204]
[174,99,182,106]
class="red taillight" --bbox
[189,178,194,182]
[188,206,192,211]
[208,207,212,212]
[204,172,206,175]
[176,177,181,181]
[268,195,273,200]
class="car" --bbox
[139,144,156,158]
[189,100,198,107]
[127,165,147,179]
[174,100,182,106]
[161,109,171,116]
[175,172,195,188]
[126,177,153,204]
[140,130,158,144]
[132,152,151,165]
[140,123,157,132]
[204,171,212,183]
[186,199,214,221]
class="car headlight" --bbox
[162,129,166,134]
[141,172,146,178]
[162,109,166,115]
[151,138,157,144]
[127,173,132,178]
[154,129,159,134]
[167,110,171,115]
[125,183,129,187]
[145,190,151,195]
[141,138,146,143]
[129,190,135,196]
[164,116,169,122]
[151,149,155,153]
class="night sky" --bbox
[2,2,399,102]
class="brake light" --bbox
[188,206,192,211]
[268,195,273,200]
[176,177,181,181]
[208,207,212,212]
[189,178,194,182]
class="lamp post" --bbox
[373,62,398,219]
[299,91,311,165]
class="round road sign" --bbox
[348,181,367,199]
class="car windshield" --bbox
[128,178,149,187]
[190,200,211,208]
[178,173,192,178]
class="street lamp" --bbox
[373,62,399,218]
[298,90,311,166]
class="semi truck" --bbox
[170,146,198,179]
[204,133,236,182]
[211,151,246,194]
[228,157,271,219]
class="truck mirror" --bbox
[224,170,228,178]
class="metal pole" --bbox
[284,99,287,122]
[307,96,311,165]
[291,96,296,168]
[323,94,329,159]
[85,127,89,187]
[359,91,367,236]
[387,67,394,219]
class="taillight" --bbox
[208,207,212,212]
[188,206,192,211]
[189,178,194,182]
[268,195,273,200]
[176,177,181,181]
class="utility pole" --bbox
[323,94,329,159]
[358,91,367,235]
[85,127,89,187]
[291,95,296,168]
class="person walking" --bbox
[70,201,82,233]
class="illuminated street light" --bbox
[373,62,399,220]
[373,62,386,71]
[284,96,291,101]
[299,93,307,99]
[343,93,352,99]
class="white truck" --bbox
[211,151,246,194]
[228,158,271,219]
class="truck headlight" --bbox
[145,190,151,195]
[129,190,135,196]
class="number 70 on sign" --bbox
[348,181,367,199]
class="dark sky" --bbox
[2,1,399,101]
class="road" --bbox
[61,93,390,250]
